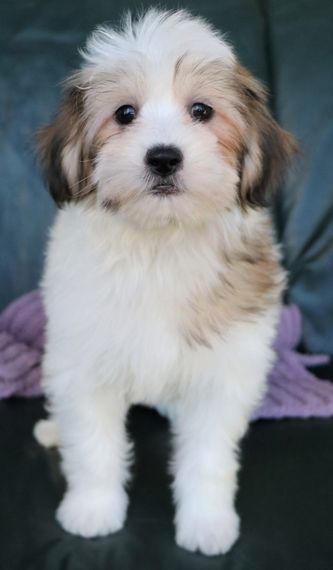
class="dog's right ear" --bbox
[37,85,94,206]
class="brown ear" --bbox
[37,86,94,206]
[236,66,297,207]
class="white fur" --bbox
[33,418,59,447]
[35,10,284,556]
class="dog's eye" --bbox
[115,105,137,125]
[190,102,213,122]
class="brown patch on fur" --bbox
[94,116,122,147]
[174,53,188,82]
[234,65,297,207]
[37,86,96,205]
[101,197,121,212]
[180,215,285,348]
[212,109,244,165]
[180,59,296,197]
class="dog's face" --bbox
[39,10,295,230]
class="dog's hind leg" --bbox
[33,418,60,448]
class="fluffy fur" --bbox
[34,9,295,556]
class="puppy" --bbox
[34,9,295,556]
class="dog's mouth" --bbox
[150,181,181,197]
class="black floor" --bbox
[1,398,333,570]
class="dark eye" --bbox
[115,105,137,125]
[190,102,213,122]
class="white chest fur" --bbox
[42,203,279,406]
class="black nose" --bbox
[146,145,183,177]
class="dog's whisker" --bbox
[70,175,92,189]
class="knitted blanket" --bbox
[0,290,332,419]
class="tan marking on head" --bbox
[175,58,296,205]
[211,108,244,165]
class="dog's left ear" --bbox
[37,84,94,206]
[236,66,297,207]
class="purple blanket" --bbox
[0,290,331,419]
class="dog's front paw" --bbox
[175,506,240,556]
[57,487,128,538]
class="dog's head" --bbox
[38,9,296,229]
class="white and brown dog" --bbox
[34,9,295,556]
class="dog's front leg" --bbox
[173,328,273,556]
[173,391,241,556]
[53,385,131,538]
